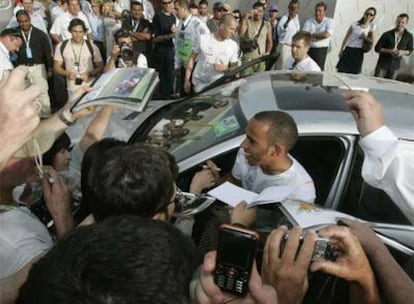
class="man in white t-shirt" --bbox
[50,0,92,44]
[285,31,321,72]
[302,1,333,70]
[207,111,315,227]
[184,14,238,94]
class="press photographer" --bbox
[104,29,148,72]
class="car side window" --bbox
[290,136,345,206]
[341,147,411,225]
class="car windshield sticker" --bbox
[213,115,240,137]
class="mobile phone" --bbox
[280,236,337,261]
[214,224,259,297]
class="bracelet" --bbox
[58,109,75,126]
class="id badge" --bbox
[26,47,33,59]
[74,63,80,73]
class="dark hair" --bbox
[17,215,197,304]
[86,143,175,221]
[80,138,127,214]
[358,7,376,25]
[253,1,265,10]
[68,18,88,32]
[0,28,23,39]
[16,9,30,19]
[199,0,208,6]
[113,28,130,43]
[42,133,72,167]
[315,1,327,11]
[398,13,409,20]
[130,0,143,9]
[288,0,300,8]
[189,3,198,9]
[253,111,298,150]
[292,30,312,47]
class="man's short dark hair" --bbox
[16,9,30,19]
[288,0,300,8]
[17,216,197,304]
[253,1,265,10]
[68,18,87,32]
[113,28,130,43]
[0,28,23,39]
[253,111,298,150]
[130,0,143,9]
[315,1,327,11]
[292,30,312,47]
[398,13,409,20]
[199,0,208,6]
[86,143,175,221]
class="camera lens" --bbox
[75,77,83,85]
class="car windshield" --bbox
[144,80,248,162]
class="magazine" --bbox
[279,200,358,230]
[70,67,159,112]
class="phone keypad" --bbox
[215,265,249,296]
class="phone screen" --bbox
[219,231,256,268]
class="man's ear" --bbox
[270,144,283,156]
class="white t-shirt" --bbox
[0,42,12,81]
[232,149,316,203]
[50,12,92,42]
[0,209,53,279]
[359,126,414,224]
[302,17,334,48]
[192,33,238,93]
[284,55,321,72]
[277,14,300,45]
[346,21,376,48]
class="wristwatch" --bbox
[58,109,76,126]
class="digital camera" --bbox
[120,42,134,61]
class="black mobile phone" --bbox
[214,224,259,297]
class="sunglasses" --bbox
[365,12,375,16]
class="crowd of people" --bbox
[1,0,412,113]
[0,0,413,303]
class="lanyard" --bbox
[132,18,139,31]
[70,40,84,66]
[21,27,33,47]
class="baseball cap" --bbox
[269,4,279,11]
[213,1,225,10]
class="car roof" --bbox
[238,71,414,140]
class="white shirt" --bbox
[285,55,321,72]
[277,14,300,45]
[50,11,92,42]
[0,41,12,81]
[51,5,65,23]
[0,209,53,279]
[302,17,334,48]
[174,14,210,69]
[346,21,376,48]
[359,126,414,224]
[192,33,238,93]
[232,149,316,203]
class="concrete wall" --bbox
[201,0,414,76]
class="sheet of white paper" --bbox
[207,182,258,207]
[250,186,294,206]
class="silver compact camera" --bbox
[280,236,337,261]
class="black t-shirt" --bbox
[152,12,176,49]
[121,17,152,56]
